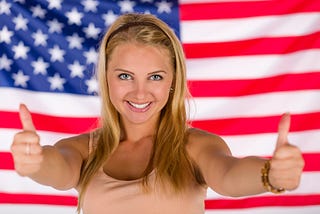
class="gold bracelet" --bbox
[261,160,285,194]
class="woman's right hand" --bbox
[10,104,44,177]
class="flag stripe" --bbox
[181,13,320,43]
[180,0,320,20]
[205,194,320,209]
[1,112,319,135]
[188,72,320,97]
[183,31,320,58]
[1,192,319,209]
[2,129,320,157]
[186,50,320,80]
[191,112,320,135]
[1,151,319,171]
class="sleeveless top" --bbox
[80,132,208,214]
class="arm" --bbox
[10,104,88,190]
[188,113,304,197]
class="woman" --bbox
[11,13,304,214]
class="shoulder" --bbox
[186,128,231,161]
[54,130,96,161]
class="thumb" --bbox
[19,103,36,132]
[276,112,291,149]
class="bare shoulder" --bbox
[54,132,91,161]
[186,128,231,159]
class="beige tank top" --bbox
[81,132,207,214]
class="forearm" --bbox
[29,145,80,190]
[217,156,267,197]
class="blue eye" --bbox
[118,73,132,80]
[150,74,162,81]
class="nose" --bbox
[132,80,148,100]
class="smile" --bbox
[128,101,151,109]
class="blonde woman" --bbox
[11,13,304,214]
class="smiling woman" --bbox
[10,13,304,214]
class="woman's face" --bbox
[107,42,174,126]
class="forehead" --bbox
[108,42,173,71]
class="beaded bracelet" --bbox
[261,160,285,194]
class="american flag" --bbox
[1,0,320,213]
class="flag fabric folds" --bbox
[1,0,320,213]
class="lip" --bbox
[126,101,152,112]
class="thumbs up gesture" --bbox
[10,104,43,176]
[268,113,305,191]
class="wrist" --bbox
[261,160,285,194]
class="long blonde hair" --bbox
[77,13,204,212]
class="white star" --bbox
[85,77,98,94]
[12,70,30,88]
[156,0,172,14]
[32,30,48,46]
[83,23,101,39]
[31,4,46,18]
[48,73,66,91]
[13,14,28,31]
[12,41,30,59]
[0,0,11,15]
[82,0,99,12]
[47,18,64,33]
[68,60,85,78]
[66,8,83,25]
[118,0,136,13]
[0,26,13,44]
[48,45,65,62]
[84,47,98,64]
[0,54,13,71]
[47,0,62,10]
[66,33,84,49]
[31,57,49,75]
[102,10,118,26]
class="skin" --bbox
[10,43,304,197]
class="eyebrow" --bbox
[114,68,167,75]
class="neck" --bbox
[120,118,159,143]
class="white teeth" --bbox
[129,102,150,109]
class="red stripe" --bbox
[188,72,320,97]
[183,31,320,58]
[1,112,320,135]
[0,111,99,134]
[205,194,320,209]
[0,192,77,206]
[0,192,319,208]
[1,152,319,172]
[180,0,320,20]
[191,112,320,135]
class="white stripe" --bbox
[2,89,319,121]
[0,205,77,214]
[206,172,320,199]
[188,90,320,120]
[0,128,74,151]
[0,87,100,117]
[222,129,320,156]
[0,204,318,214]
[204,206,320,214]
[181,12,320,43]
[186,49,320,80]
[2,129,320,156]
[0,170,77,196]
[0,170,317,202]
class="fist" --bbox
[269,113,305,191]
[10,104,43,176]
